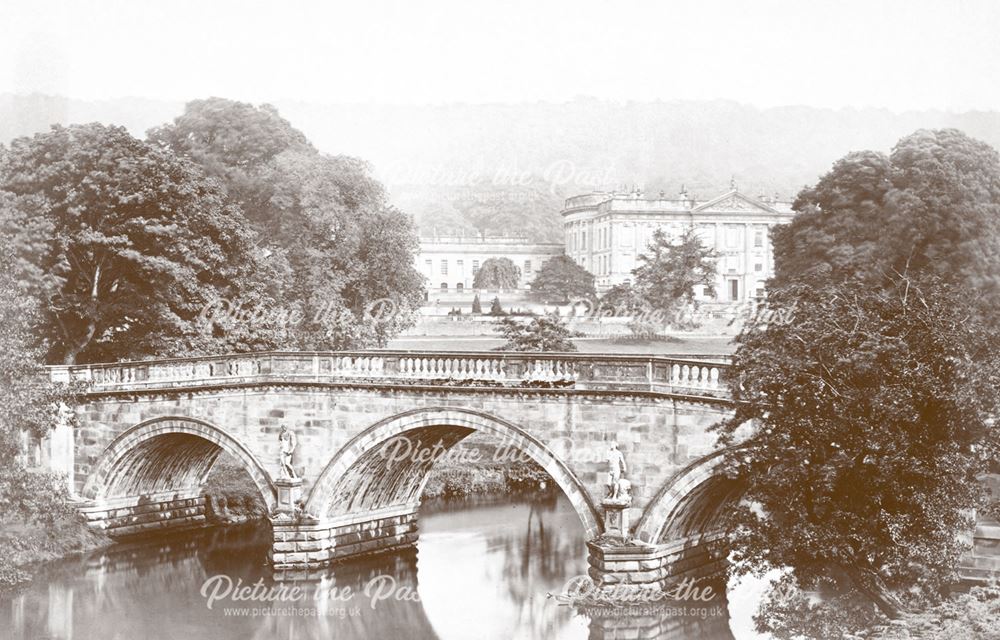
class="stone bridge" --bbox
[47,350,741,588]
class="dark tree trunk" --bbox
[839,564,908,619]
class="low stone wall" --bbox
[587,532,727,589]
[270,506,419,569]
[77,489,206,537]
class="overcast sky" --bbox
[1,0,997,111]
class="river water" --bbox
[2,494,767,640]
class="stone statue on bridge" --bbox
[606,442,629,502]
[278,425,297,479]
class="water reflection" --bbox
[2,495,742,640]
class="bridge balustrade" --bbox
[49,351,730,400]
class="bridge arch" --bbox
[303,407,602,538]
[82,416,277,511]
[633,448,744,544]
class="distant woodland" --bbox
[4,94,998,243]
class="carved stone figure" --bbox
[614,477,632,504]
[606,442,626,498]
[278,425,297,479]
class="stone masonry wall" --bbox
[77,488,205,537]
[270,507,419,569]
[73,383,733,532]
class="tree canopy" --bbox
[773,129,1000,308]
[473,257,521,289]
[632,227,717,311]
[719,278,1000,620]
[0,123,270,363]
[493,314,577,352]
[449,176,564,242]
[150,98,424,349]
[0,243,78,528]
[528,255,595,303]
[719,129,1000,629]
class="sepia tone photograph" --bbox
[1,1,999,638]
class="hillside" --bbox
[4,94,999,241]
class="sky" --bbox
[1,0,998,111]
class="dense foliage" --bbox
[0,99,425,364]
[632,227,717,310]
[772,129,1000,310]
[150,98,424,350]
[0,243,102,588]
[473,257,521,289]
[719,278,1000,618]
[0,124,272,363]
[719,130,1000,628]
[493,314,577,352]
[528,255,595,303]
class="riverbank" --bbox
[422,459,553,499]
[0,518,111,592]
[202,456,269,525]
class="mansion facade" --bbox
[414,187,796,303]
[562,188,795,301]
[415,236,563,295]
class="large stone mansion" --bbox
[415,186,795,303]
[563,187,795,301]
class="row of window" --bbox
[570,224,767,252]
[588,255,766,277]
[424,259,534,276]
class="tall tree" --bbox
[0,124,271,364]
[473,257,521,289]
[632,227,717,311]
[720,130,1000,629]
[147,98,314,232]
[528,255,595,303]
[772,129,1000,308]
[718,279,1000,621]
[151,99,423,349]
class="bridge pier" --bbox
[76,489,207,537]
[586,532,727,589]
[586,496,727,591]
[270,506,420,569]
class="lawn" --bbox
[387,334,735,356]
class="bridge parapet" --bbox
[49,351,731,401]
